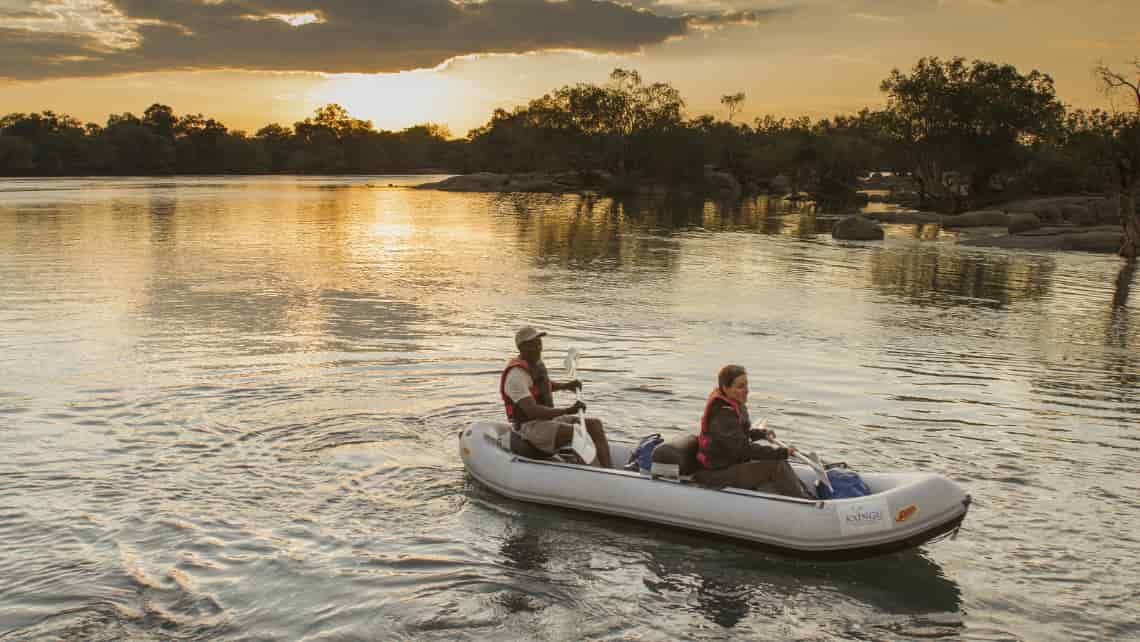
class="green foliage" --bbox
[721,92,746,122]
[467,68,686,178]
[0,57,1132,216]
[880,57,1064,208]
[0,103,454,175]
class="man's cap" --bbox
[515,326,547,347]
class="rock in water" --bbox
[941,210,1009,228]
[832,215,885,240]
[1007,212,1042,234]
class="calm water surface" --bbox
[1,176,1137,641]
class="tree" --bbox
[721,92,746,122]
[880,57,1064,210]
[0,134,35,171]
[142,104,177,142]
[104,112,175,174]
[255,123,293,172]
[175,113,230,172]
[465,68,686,179]
[0,111,89,173]
[1092,60,1140,259]
[1094,59,1140,112]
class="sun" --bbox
[305,70,472,134]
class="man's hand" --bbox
[566,400,587,415]
[560,379,582,392]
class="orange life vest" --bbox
[500,358,553,425]
[697,389,743,468]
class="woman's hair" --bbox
[718,364,747,391]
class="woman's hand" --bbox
[748,428,777,442]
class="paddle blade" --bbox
[570,414,597,464]
[563,347,581,378]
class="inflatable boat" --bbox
[459,421,970,560]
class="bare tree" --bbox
[720,92,746,122]
[1093,59,1140,259]
[1094,59,1140,112]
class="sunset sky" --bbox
[1,1,1137,136]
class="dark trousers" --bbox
[692,460,813,499]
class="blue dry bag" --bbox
[625,433,664,473]
[816,467,872,499]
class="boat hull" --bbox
[459,421,970,560]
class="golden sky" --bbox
[1,1,1137,136]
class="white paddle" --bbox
[759,418,833,495]
[562,347,597,465]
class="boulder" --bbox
[1036,204,1063,224]
[1093,196,1121,225]
[862,210,943,224]
[705,169,743,199]
[832,215,885,240]
[768,173,792,194]
[415,172,510,191]
[508,178,567,192]
[415,172,587,193]
[1062,230,1124,253]
[941,210,1009,228]
[1061,204,1096,226]
[959,226,1123,253]
[1007,212,1042,234]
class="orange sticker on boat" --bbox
[896,505,918,522]
[462,447,470,458]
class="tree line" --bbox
[2,57,1138,253]
[0,103,463,176]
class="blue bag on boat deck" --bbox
[816,467,871,499]
[625,433,664,472]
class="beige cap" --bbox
[514,326,547,347]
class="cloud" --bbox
[0,0,791,80]
[687,9,785,29]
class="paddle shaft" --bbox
[562,348,596,464]
[770,435,832,493]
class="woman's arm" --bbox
[746,441,789,461]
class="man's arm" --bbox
[518,396,582,421]
[551,379,582,393]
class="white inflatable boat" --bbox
[459,421,970,560]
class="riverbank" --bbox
[413,169,745,199]
[851,195,1125,253]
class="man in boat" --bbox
[694,365,813,498]
[500,326,614,468]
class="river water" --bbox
[1,176,1137,641]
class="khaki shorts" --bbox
[518,416,580,454]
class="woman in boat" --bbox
[694,365,813,498]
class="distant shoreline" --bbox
[0,169,456,178]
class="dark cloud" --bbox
[0,0,789,80]
[0,27,103,66]
[687,9,785,28]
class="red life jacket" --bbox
[697,389,742,468]
[500,358,552,425]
